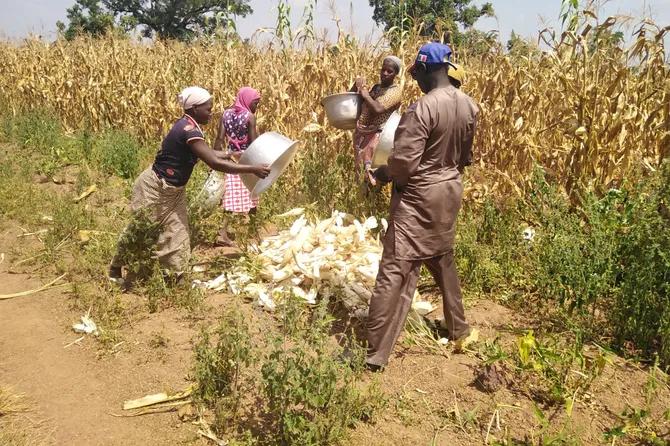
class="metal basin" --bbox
[371,111,402,167]
[321,92,361,129]
[239,132,301,199]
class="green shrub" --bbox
[525,170,620,315]
[524,165,670,368]
[611,162,670,366]
[194,306,254,434]
[112,208,160,281]
[10,109,74,175]
[12,109,62,154]
[456,199,526,294]
[261,295,384,446]
[94,130,142,179]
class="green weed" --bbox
[604,405,670,446]
[194,305,255,435]
[513,330,609,409]
[93,129,143,180]
[260,295,384,445]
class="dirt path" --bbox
[2,221,668,445]
[0,240,202,445]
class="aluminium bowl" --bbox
[371,111,402,167]
[320,92,361,130]
[238,132,301,199]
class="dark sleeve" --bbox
[388,100,431,187]
[183,124,205,145]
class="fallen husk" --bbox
[412,300,436,316]
[112,400,192,417]
[17,229,49,238]
[77,229,112,243]
[196,211,433,313]
[123,385,194,411]
[196,417,228,445]
[72,313,98,335]
[274,207,305,218]
[73,184,97,202]
[0,273,67,300]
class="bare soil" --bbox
[1,223,669,445]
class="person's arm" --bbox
[387,101,430,187]
[189,139,270,178]
[458,104,479,174]
[359,86,386,115]
[212,115,226,152]
[248,114,259,144]
[359,84,402,117]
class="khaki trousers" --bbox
[366,235,469,366]
[111,168,190,273]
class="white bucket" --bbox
[321,92,361,130]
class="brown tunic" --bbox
[387,85,478,260]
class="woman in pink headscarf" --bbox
[213,87,262,247]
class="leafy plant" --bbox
[112,208,160,281]
[93,129,142,180]
[194,306,254,434]
[261,295,384,445]
[513,330,610,410]
[604,405,670,446]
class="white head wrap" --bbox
[383,55,403,73]
[177,86,212,110]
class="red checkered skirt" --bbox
[222,174,258,213]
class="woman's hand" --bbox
[227,151,242,162]
[349,77,366,92]
[252,164,271,179]
[365,168,378,187]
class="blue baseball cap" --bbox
[409,42,455,74]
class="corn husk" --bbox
[197,211,433,312]
[73,184,97,203]
[123,386,193,411]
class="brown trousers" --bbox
[366,236,469,366]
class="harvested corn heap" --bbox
[195,209,434,314]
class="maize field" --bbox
[0,14,668,204]
[1,9,670,446]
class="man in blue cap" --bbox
[365,43,479,370]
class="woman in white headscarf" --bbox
[349,55,404,186]
[109,86,271,284]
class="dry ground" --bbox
[1,223,668,445]
[0,143,668,444]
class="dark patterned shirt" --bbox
[152,115,205,186]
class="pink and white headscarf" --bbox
[233,87,261,114]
